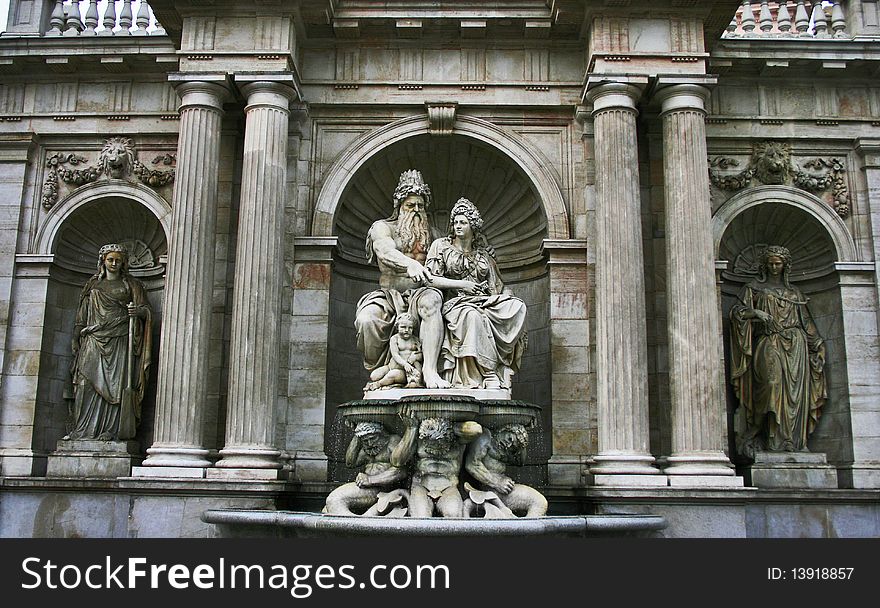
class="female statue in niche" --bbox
[425,198,527,389]
[66,244,152,441]
[729,245,827,457]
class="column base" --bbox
[141,446,213,468]
[665,451,743,488]
[664,451,736,476]
[215,447,282,470]
[590,452,661,476]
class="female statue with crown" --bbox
[425,198,528,389]
[67,243,152,440]
[729,245,826,457]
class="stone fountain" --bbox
[202,170,666,537]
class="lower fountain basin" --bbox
[202,510,666,538]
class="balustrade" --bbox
[44,0,165,36]
[724,1,848,38]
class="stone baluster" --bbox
[153,19,166,36]
[725,15,738,37]
[795,0,810,35]
[740,1,756,35]
[812,2,829,37]
[46,0,66,35]
[831,1,847,38]
[63,0,84,36]
[82,0,99,35]
[586,80,664,487]
[99,0,117,36]
[118,0,133,35]
[759,0,774,33]
[213,78,297,477]
[140,76,229,473]
[655,83,741,487]
[777,1,793,34]
[133,1,151,36]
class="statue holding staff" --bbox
[729,245,827,457]
[66,243,152,441]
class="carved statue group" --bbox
[327,169,544,518]
[66,244,152,441]
[729,245,827,458]
[355,170,527,392]
[325,413,547,519]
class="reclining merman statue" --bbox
[464,424,548,518]
[324,422,409,516]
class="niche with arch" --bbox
[717,200,853,470]
[33,194,168,458]
[324,133,552,482]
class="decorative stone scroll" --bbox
[425,102,458,136]
[41,137,176,209]
[709,141,850,217]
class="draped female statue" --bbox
[729,245,826,457]
[66,244,152,440]
[425,198,527,389]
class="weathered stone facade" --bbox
[1,0,879,537]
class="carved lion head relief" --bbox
[99,137,136,179]
[752,141,792,185]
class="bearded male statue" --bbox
[355,170,451,389]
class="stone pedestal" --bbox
[747,452,839,489]
[586,79,662,485]
[47,440,141,478]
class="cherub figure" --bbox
[364,312,423,391]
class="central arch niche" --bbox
[325,133,552,481]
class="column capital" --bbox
[585,76,648,114]
[236,73,300,110]
[168,73,231,112]
[653,76,717,115]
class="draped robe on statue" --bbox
[425,237,527,388]
[729,282,826,453]
[69,276,152,440]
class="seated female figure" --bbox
[425,198,527,389]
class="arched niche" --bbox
[320,126,556,484]
[31,184,169,459]
[714,186,855,472]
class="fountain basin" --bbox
[202,510,666,538]
[337,394,541,434]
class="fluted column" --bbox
[213,80,296,474]
[587,81,664,486]
[142,77,228,470]
[656,83,741,486]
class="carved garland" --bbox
[41,138,176,210]
[709,142,850,218]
